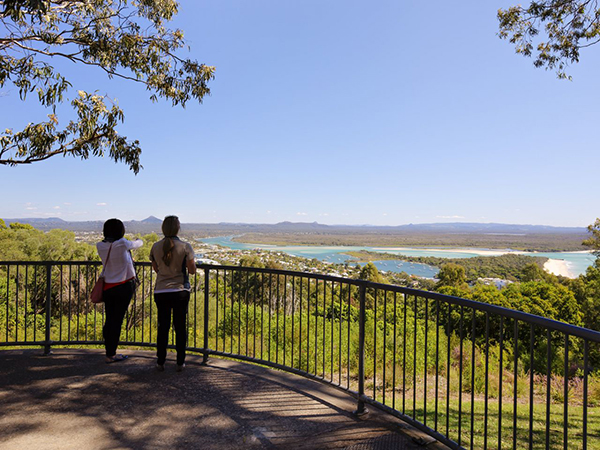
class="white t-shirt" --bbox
[97,238,143,283]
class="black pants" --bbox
[154,290,190,365]
[103,280,135,357]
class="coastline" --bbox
[543,259,574,278]
[373,247,512,257]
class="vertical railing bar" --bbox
[458,305,464,446]
[245,271,250,357]
[403,292,407,415]
[330,280,334,383]
[284,274,288,367]
[424,296,429,426]
[68,265,72,341]
[374,287,377,400]
[24,265,28,342]
[229,270,234,355]
[203,268,209,364]
[60,265,64,341]
[322,279,326,379]
[268,273,272,362]
[546,329,551,450]
[261,272,264,360]
[5,265,9,343]
[383,290,388,405]
[253,270,257,359]
[238,270,242,356]
[76,265,80,342]
[529,324,535,450]
[215,269,219,352]
[93,265,97,341]
[15,265,19,342]
[316,277,320,375]
[446,303,451,438]
[44,263,52,354]
[413,294,418,419]
[337,281,341,385]
[149,267,153,344]
[291,276,295,369]
[276,273,280,363]
[355,282,367,415]
[140,265,144,343]
[393,291,397,411]
[484,311,490,450]
[470,309,475,450]
[131,266,135,342]
[563,334,569,450]
[34,265,38,341]
[299,276,303,371]
[347,282,351,390]
[306,277,310,374]
[435,298,440,432]
[583,339,588,450]
[513,319,519,450]
[498,315,504,450]
[193,271,197,348]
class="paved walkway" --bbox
[0,349,449,450]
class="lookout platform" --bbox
[0,349,448,449]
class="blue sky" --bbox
[1,0,598,227]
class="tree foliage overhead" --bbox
[498,1,600,79]
[0,0,215,172]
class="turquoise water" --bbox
[200,236,595,278]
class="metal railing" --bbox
[1,260,599,450]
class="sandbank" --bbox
[373,247,510,257]
[543,259,574,278]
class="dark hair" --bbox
[103,218,125,241]
[161,216,180,266]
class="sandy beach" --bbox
[543,259,574,278]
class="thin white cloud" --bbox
[53,206,60,210]
[97,202,107,206]
[436,215,465,219]
[63,202,72,206]
[382,213,388,216]
[25,206,37,210]
[297,212,307,216]
[319,213,329,217]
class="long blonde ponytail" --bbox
[161,216,181,266]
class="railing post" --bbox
[43,263,52,355]
[354,282,369,416]
[202,267,210,364]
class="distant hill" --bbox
[1,217,586,235]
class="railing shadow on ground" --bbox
[0,349,433,450]
[1,261,600,449]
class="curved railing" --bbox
[1,260,600,450]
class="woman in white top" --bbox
[150,216,196,372]
[96,219,143,363]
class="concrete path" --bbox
[0,349,449,450]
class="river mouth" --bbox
[199,236,595,278]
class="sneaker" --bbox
[176,364,185,372]
[156,363,165,372]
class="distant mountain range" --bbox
[1,216,587,235]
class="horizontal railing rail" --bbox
[1,260,599,450]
